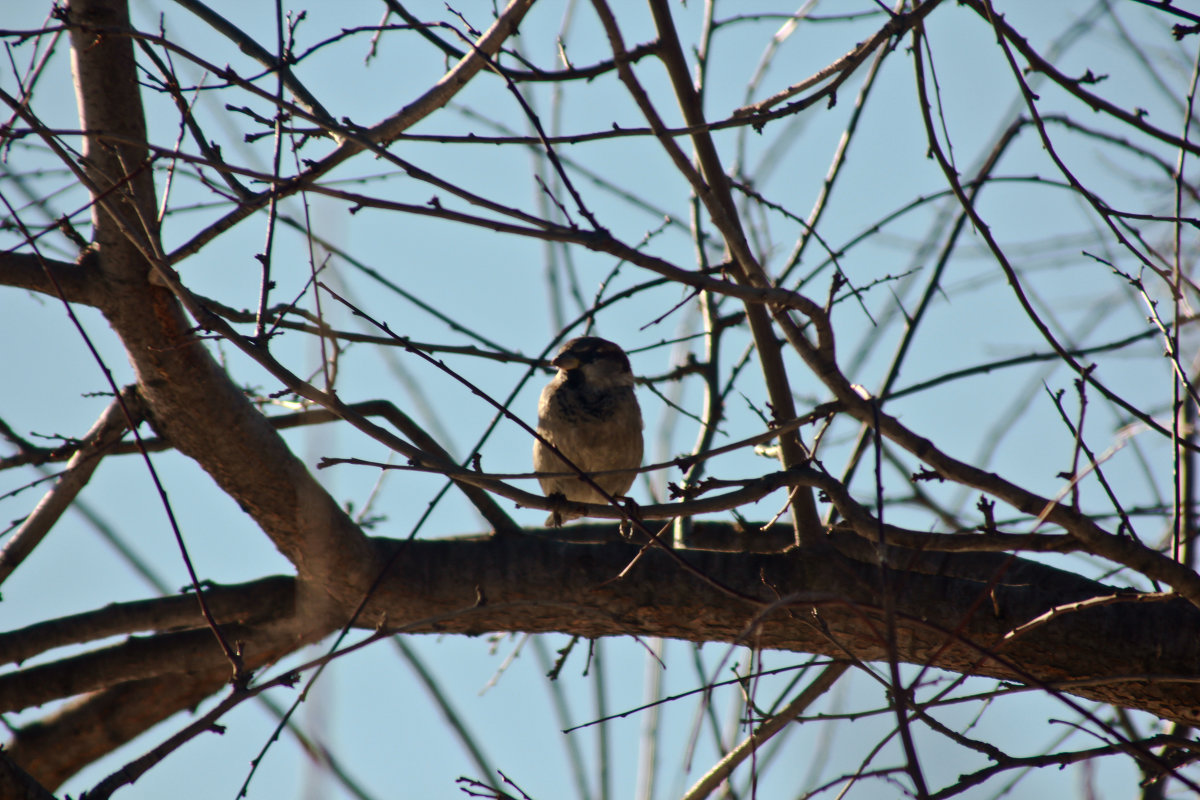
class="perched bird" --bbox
[533,337,644,526]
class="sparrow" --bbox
[533,337,644,526]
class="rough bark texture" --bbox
[67,0,379,611]
[4,610,323,790]
[9,526,1200,792]
[6,672,230,791]
[365,532,1200,724]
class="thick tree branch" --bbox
[7,671,235,791]
[0,625,265,713]
[59,0,380,611]
[364,534,1200,726]
[0,252,99,304]
[6,531,1198,726]
[66,0,160,275]
[0,577,293,667]
[4,603,330,790]
[0,750,57,800]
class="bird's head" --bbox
[551,337,635,390]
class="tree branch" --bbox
[0,251,99,304]
[8,531,1196,720]
[0,577,293,667]
[0,385,141,586]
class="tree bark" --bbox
[8,525,1200,791]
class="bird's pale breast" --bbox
[534,381,643,503]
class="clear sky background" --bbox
[2,1,1196,798]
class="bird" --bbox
[533,336,644,526]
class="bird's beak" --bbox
[552,353,580,371]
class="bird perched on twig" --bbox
[533,337,644,526]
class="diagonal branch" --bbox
[597,0,824,544]
[54,0,379,609]
[681,662,850,800]
[0,576,293,666]
[0,385,141,586]
[166,0,537,262]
